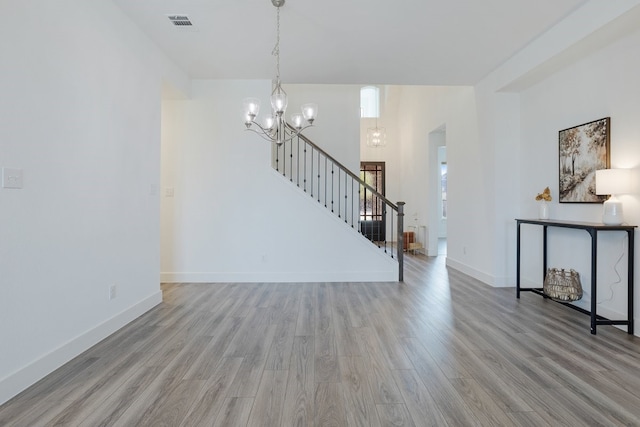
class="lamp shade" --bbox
[595,169,631,195]
[595,168,630,225]
[243,98,260,117]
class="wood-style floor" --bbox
[2,253,640,426]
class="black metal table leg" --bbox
[628,229,635,335]
[517,222,521,298]
[589,229,597,334]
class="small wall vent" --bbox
[167,15,197,31]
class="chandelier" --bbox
[243,0,317,145]
[366,120,386,147]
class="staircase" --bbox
[272,129,405,281]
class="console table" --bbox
[516,219,636,335]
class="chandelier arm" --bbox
[245,126,277,143]
[245,120,315,145]
[246,127,299,145]
[248,120,268,133]
[246,119,300,144]
[284,121,312,133]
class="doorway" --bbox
[360,162,386,241]
[428,127,446,256]
[438,147,447,255]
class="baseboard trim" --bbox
[0,291,162,406]
[445,257,512,288]
[160,269,398,283]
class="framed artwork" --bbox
[559,117,610,203]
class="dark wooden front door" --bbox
[360,162,385,241]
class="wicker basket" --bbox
[543,268,583,302]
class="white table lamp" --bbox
[595,168,631,225]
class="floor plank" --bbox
[281,336,314,427]
[212,397,254,427]
[314,382,347,427]
[339,356,382,427]
[391,368,448,427]
[246,369,288,427]
[179,357,244,427]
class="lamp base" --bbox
[602,197,623,225]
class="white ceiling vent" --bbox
[167,15,198,31]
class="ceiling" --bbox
[112,0,588,86]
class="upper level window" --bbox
[360,86,380,118]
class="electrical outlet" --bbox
[2,168,23,189]
[109,285,117,300]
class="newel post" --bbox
[397,201,405,282]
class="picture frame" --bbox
[559,117,610,203]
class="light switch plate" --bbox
[2,168,23,189]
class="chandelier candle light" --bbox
[243,0,317,145]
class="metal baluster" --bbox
[310,147,314,198]
[303,141,307,192]
[375,195,380,247]
[296,137,300,186]
[397,202,405,281]
[275,142,279,173]
[384,205,394,258]
[357,182,361,233]
[337,168,341,218]
[282,139,286,177]
[362,171,366,236]
[344,173,348,223]
[331,162,334,213]
[290,139,293,182]
[324,157,327,207]
[350,178,354,227]
[384,205,388,254]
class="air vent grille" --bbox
[167,15,194,27]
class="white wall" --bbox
[390,86,483,265]
[288,84,362,174]
[161,81,397,283]
[0,0,187,404]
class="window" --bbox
[360,86,380,118]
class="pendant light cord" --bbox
[272,6,281,85]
